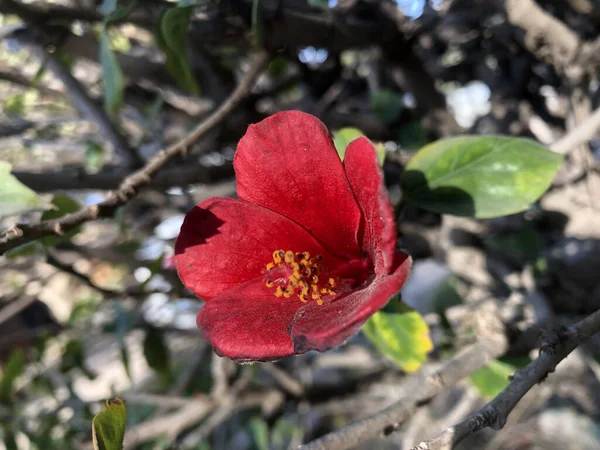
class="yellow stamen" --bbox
[275,286,284,297]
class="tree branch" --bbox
[12,29,143,167]
[12,162,233,192]
[412,308,600,450]
[0,50,269,256]
[298,302,508,450]
[550,105,600,154]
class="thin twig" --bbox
[0,51,269,256]
[412,308,600,450]
[45,251,123,298]
[551,106,600,155]
[298,339,507,450]
[12,29,142,167]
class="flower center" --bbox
[264,250,337,305]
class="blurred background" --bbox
[1,0,600,449]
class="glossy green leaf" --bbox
[470,359,516,399]
[92,398,126,450]
[0,161,50,218]
[156,6,200,95]
[401,136,563,218]
[362,298,432,373]
[371,89,403,124]
[0,350,25,404]
[332,127,386,165]
[99,29,125,115]
[143,327,171,378]
[248,417,269,450]
[40,194,82,246]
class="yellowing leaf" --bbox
[363,298,432,373]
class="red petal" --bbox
[174,197,343,300]
[235,111,362,259]
[196,278,299,362]
[344,137,397,275]
[291,251,411,353]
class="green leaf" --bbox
[156,6,200,95]
[92,398,127,450]
[485,223,542,266]
[5,94,25,115]
[252,0,263,48]
[40,194,82,246]
[0,350,25,404]
[401,136,563,218]
[362,298,432,373]
[332,127,386,165]
[143,327,171,378]
[371,89,403,124]
[470,359,516,399]
[99,28,125,115]
[248,417,269,450]
[0,161,50,218]
[85,141,105,174]
[5,241,43,259]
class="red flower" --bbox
[175,111,411,362]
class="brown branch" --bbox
[298,300,509,450]
[11,29,142,167]
[412,308,600,450]
[0,50,269,256]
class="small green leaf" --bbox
[248,417,269,450]
[371,89,403,124]
[5,241,43,259]
[156,6,200,94]
[401,136,563,218]
[5,94,25,115]
[92,398,126,450]
[470,359,516,399]
[362,298,432,373]
[0,161,50,218]
[85,141,105,174]
[332,128,386,165]
[0,350,25,404]
[40,194,82,247]
[143,327,171,378]
[99,28,125,115]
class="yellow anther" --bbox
[266,262,275,271]
[327,288,336,295]
[328,278,336,287]
[310,275,319,284]
[275,286,284,297]
[273,250,283,264]
[265,279,274,288]
[311,291,320,300]
[320,288,328,294]
[316,298,323,306]
[295,252,304,260]
[302,251,311,260]
[299,295,308,303]
[283,287,292,298]
[284,251,294,263]
[311,284,319,292]
[290,262,300,271]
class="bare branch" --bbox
[412,308,600,450]
[0,50,270,256]
[12,162,233,192]
[299,328,507,450]
[12,29,143,167]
